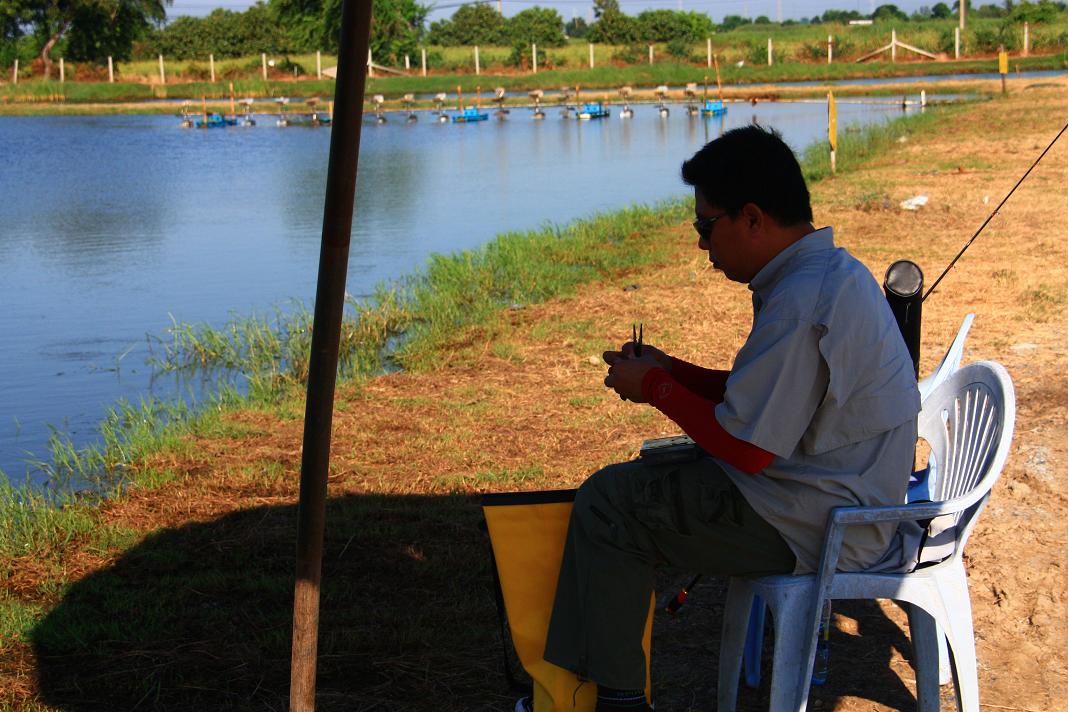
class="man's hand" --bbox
[603,354,662,402]
[603,341,672,371]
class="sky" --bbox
[165,0,949,24]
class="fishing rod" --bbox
[922,117,1068,303]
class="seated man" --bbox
[536,125,921,712]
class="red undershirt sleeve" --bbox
[667,356,730,402]
[641,367,775,475]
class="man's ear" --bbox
[740,202,764,230]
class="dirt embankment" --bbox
[2,79,1066,711]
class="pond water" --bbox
[0,99,927,485]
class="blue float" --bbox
[577,102,610,120]
[701,99,727,117]
[452,107,489,123]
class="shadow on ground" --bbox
[33,493,924,711]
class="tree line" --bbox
[3,0,1066,77]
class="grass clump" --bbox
[801,101,959,183]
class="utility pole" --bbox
[497,0,502,13]
[776,0,782,23]
[959,0,966,29]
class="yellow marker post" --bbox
[998,50,1008,94]
[828,91,838,175]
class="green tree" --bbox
[592,0,617,19]
[31,0,168,76]
[974,3,1007,16]
[1011,0,1060,22]
[635,9,712,41]
[753,14,771,23]
[564,15,588,38]
[718,14,750,31]
[506,6,565,46]
[272,0,426,60]
[426,2,504,45]
[588,6,638,43]
[820,8,863,22]
[144,6,290,60]
[931,2,954,17]
[872,3,910,20]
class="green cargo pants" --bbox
[543,456,796,690]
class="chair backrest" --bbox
[918,313,974,401]
[916,361,1015,560]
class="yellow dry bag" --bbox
[482,490,653,712]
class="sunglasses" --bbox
[693,213,729,239]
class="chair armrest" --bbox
[828,500,962,526]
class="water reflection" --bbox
[0,100,926,481]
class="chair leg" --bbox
[938,570,980,712]
[905,603,941,712]
[743,596,766,688]
[766,588,818,712]
[717,580,755,712]
[937,624,952,686]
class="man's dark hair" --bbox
[681,125,813,225]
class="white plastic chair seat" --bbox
[717,361,1015,712]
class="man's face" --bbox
[694,189,754,284]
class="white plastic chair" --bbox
[740,313,976,689]
[717,361,1016,712]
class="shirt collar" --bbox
[749,227,835,301]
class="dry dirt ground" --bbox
[2,78,1066,711]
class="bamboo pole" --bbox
[210,54,216,82]
[289,0,374,709]
[158,54,165,84]
[108,56,114,83]
[59,57,64,83]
